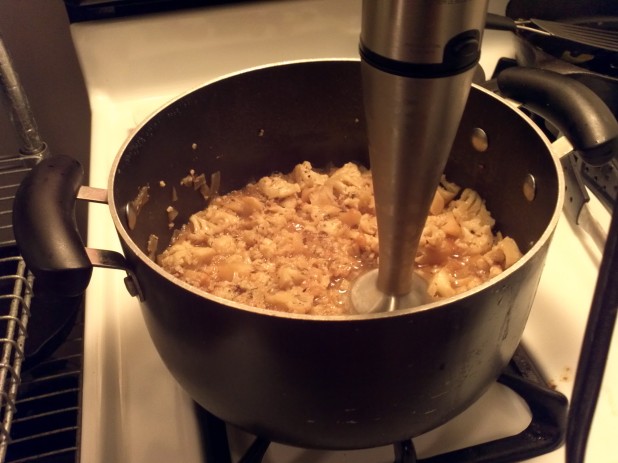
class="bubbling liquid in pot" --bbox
[157,162,522,316]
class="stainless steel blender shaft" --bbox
[352,0,488,313]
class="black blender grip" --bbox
[497,66,618,166]
[13,154,92,297]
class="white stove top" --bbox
[70,1,617,462]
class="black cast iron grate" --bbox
[197,345,568,463]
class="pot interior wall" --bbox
[112,60,558,274]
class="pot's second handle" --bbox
[13,154,92,297]
[497,66,618,167]
[485,13,517,32]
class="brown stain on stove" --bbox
[548,366,572,390]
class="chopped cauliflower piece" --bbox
[158,162,521,314]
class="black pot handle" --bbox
[485,13,518,32]
[12,154,92,297]
[497,66,618,166]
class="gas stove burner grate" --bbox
[197,346,568,463]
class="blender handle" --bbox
[497,66,618,166]
[13,154,92,297]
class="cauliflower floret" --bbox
[265,289,313,314]
[159,161,521,316]
[450,189,494,226]
[257,176,300,199]
[292,161,328,188]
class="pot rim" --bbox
[107,58,566,321]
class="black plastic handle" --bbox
[485,13,517,32]
[497,66,618,166]
[12,154,92,297]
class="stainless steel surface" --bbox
[77,186,108,204]
[360,0,488,64]
[353,0,488,312]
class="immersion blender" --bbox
[351,0,489,313]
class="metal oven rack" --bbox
[0,27,40,462]
[0,250,32,462]
[0,246,84,463]
[1,28,83,463]
[0,150,84,463]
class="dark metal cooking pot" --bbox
[11,60,618,449]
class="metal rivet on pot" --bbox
[126,203,138,230]
[523,174,536,202]
[124,276,139,298]
[471,128,488,152]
